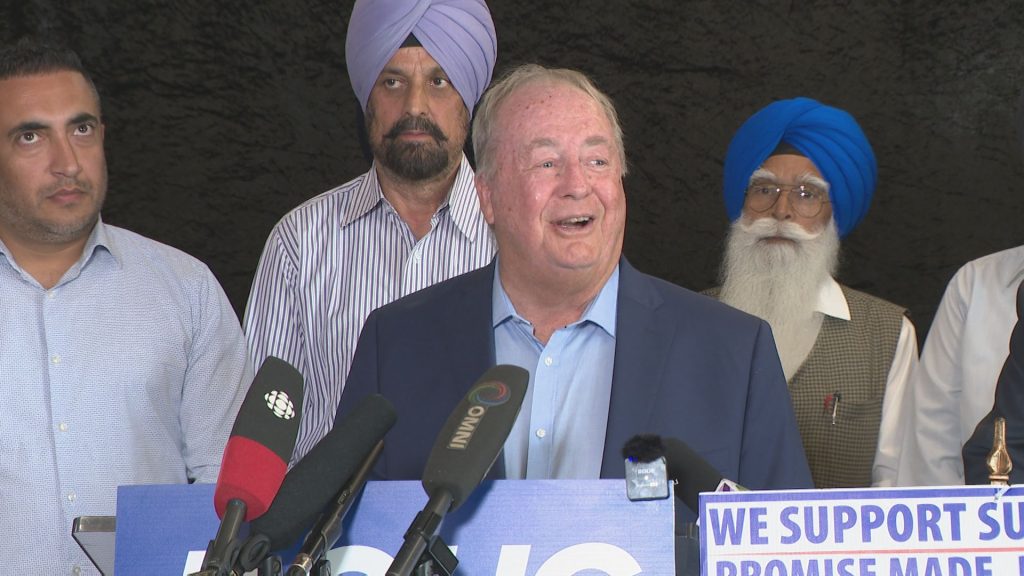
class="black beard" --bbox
[376,116,452,181]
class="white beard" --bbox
[718,217,841,380]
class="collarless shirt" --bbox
[244,155,496,462]
[493,263,619,479]
[0,218,251,575]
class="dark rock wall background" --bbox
[5,1,1023,343]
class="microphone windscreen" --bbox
[214,356,303,521]
[422,364,529,511]
[250,393,397,550]
[662,436,725,514]
[621,433,666,462]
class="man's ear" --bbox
[475,172,496,226]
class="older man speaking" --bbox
[336,65,812,533]
[712,97,918,488]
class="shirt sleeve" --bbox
[872,315,918,487]
[181,266,253,484]
[896,268,972,486]
[244,222,320,462]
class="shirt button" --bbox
[544,356,553,367]
[59,422,69,432]
[72,566,81,575]
[47,291,56,299]
[536,428,547,439]
[52,354,62,364]
[67,492,77,503]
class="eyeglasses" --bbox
[745,182,830,218]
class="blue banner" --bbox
[116,479,674,575]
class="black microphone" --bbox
[387,364,529,576]
[242,393,396,568]
[192,356,304,576]
[622,434,746,516]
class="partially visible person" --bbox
[962,281,1024,484]
[336,64,813,531]
[244,0,498,463]
[0,39,251,574]
[710,97,917,488]
[898,90,1024,486]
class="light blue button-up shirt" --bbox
[0,219,251,575]
[493,263,619,479]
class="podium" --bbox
[114,479,675,575]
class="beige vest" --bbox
[788,286,904,488]
[706,284,905,488]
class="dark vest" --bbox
[707,284,905,488]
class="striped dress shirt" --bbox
[244,155,496,462]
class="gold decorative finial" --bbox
[988,416,1012,486]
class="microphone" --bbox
[242,393,397,566]
[387,364,529,576]
[285,440,384,576]
[622,434,746,515]
[193,356,303,576]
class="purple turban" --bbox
[723,97,878,238]
[345,0,497,115]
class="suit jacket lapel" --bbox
[601,258,671,477]
[439,260,506,478]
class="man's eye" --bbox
[382,78,401,88]
[75,124,94,135]
[17,132,38,144]
[541,161,555,169]
[430,77,449,88]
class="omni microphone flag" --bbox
[194,356,303,576]
[387,364,529,576]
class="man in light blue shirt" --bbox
[338,64,812,528]
[0,39,251,574]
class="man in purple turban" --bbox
[244,0,498,463]
[708,97,918,489]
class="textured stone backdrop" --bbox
[5,1,1024,343]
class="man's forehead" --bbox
[0,70,100,118]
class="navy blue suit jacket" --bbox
[337,258,813,523]
[963,280,1024,484]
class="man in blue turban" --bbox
[710,97,918,489]
[244,0,499,463]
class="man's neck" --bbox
[376,161,461,240]
[499,264,615,346]
[0,229,91,290]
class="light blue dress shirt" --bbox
[0,219,251,575]
[493,263,618,479]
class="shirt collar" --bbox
[0,216,119,285]
[492,258,619,338]
[815,275,850,321]
[343,155,481,241]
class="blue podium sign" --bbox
[115,479,674,575]
[700,485,1024,576]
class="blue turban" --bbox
[345,0,496,115]
[723,97,877,238]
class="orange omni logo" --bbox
[448,381,511,450]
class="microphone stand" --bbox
[388,491,458,576]
[191,498,247,576]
